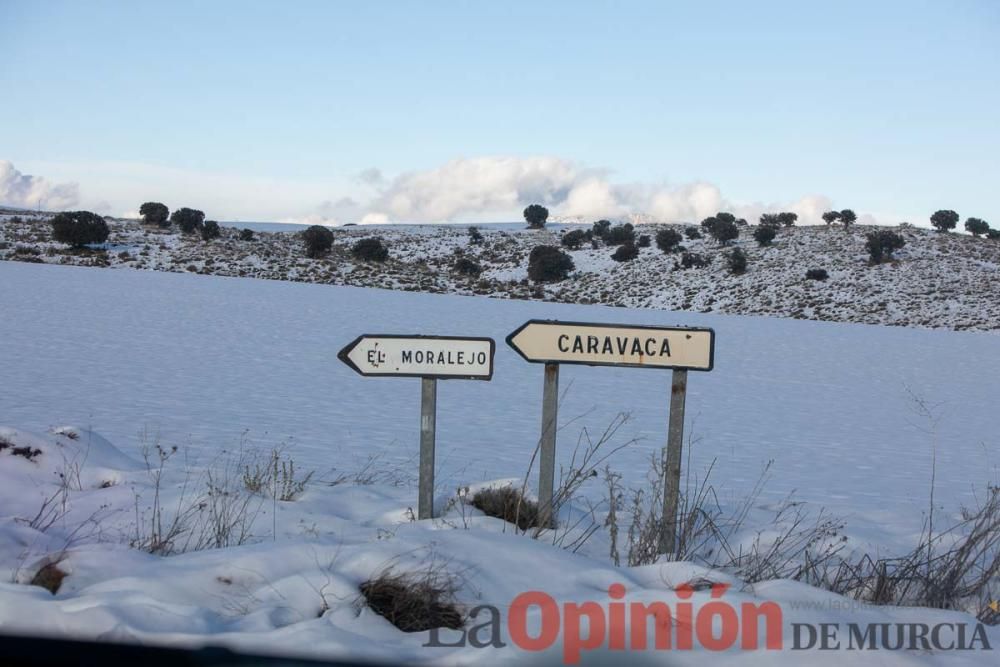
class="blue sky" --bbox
[1,0,997,225]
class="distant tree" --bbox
[715,212,736,225]
[839,209,857,230]
[468,226,484,245]
[726,247,747,275]
[50,211,109,247]
[700,216,719,236]
[822,211,841,226]
[139,202,169,228]
[239,228,254,241]
[527,245,574,282]
[351,237,390,262]
[655,228,683,253]
[708,218,739,245]
[777,212,798,227]
[200,220,221,242]
[806,268,829,281]
[684,227,701,240]
[561,229,587,249]
[302,225,334,258]
[964,217,989,237]
[453,256,482,276]
[610,242,639,262]
[759,213,782,229]
[930,209,958,233]
[523,204,549,229]
[753,226,777,247]
[591,219,611,239]
[865,230,906,263]
[603,223,635,246]
[171,207,205,234]
[987,228,1000,240]
[735,217,748,227]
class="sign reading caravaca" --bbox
[338,335,495,379]
[506,320,715,371]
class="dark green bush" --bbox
[865,230,906,263]
[964,217,989,237]
[603,223,635,246]
[302,225,334,258]
[50,211,109,247]
[726,247,747,274]
[352,237,390,262]
[806,268,829,281]
[753,226,777,246]
[527,245,574,282]
[591,219,611,238]
[655,228,682,253]
[610,242,639,262]
[930,209,959,233]
[561,229,587,249]
[677,252,710,269]
[200,220,220,241]
[468,226,483,245]
[139,202,169,228]
[453,256,482,276]
[637,234,651,248]
[170,207,205,234]
[523,204,549,229]
[239,228,254,241]
[684,227,701,240]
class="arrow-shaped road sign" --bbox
[338,334,495,380]
[506,320,715,371]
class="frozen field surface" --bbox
[1,260,996,530]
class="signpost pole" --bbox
[418,377,437,520]
[538,362,559,527]
[660,369,688,555]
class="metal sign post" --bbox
[338,334,495,520]
[506,320,714,550]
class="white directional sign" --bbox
[506,320,715,371]
[338,334,495,380]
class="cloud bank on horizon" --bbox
[0,161,79,211]
[2,156,860,226]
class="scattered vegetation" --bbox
[200,220,221,242]
[302,225,334,258]
[453,256,482,277]
[527,245,574,282]
[560,229,587,249]
[467,226,483,245]
[603,223,636,246]
[359,566,464,633]
[806,268,829,281]
[866,229,906,264]
[726,247,747,275]
[655,228,683,253]
[351,237,390,262]
[471,486,541,530]
[610,241,639,262]
[171,207,205,234]
[523,204,549,229]
[677,251,710,269]
[50,211,109,248]
[753,226,777,247]
[239,228,255,241]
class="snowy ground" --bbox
[3,211,1000,333]
[1,261,998,664]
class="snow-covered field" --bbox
[1,260,998,664]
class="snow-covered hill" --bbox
[3,212,999,332]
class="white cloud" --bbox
[0,160,79,210]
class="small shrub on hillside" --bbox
[726,247,747,275]
[759,213,782,230]
[708,218,739,245]
[753,226,777,246]
[527,245,574,282]
[930,209,959,233]
[591,219,611,238]
[139,202,170,228]
[677,252,710,269]
[822,210,840,226]
[839,209,857,230]
[302,225,334,258]
[965,217,990,237]
[866,230,906,264]
[453,256,482,276]
[50,211,109,247]
[987,229,1000,240]
[636,234,651,248]
[778,212,797,227]
[200,220,221,242]
[352,237,390,262]
[655,228,682,253]
[171,207,205,234]
[467,226,483,245]
[523,204,549,229]
[359,568,464,633]
[684,227,701,240]
[806,268,829,281]
[610,242,639,262]
[471,486,542,530]
[239,228,254,241]
[603,223,635,246]
[561,229,587,249]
